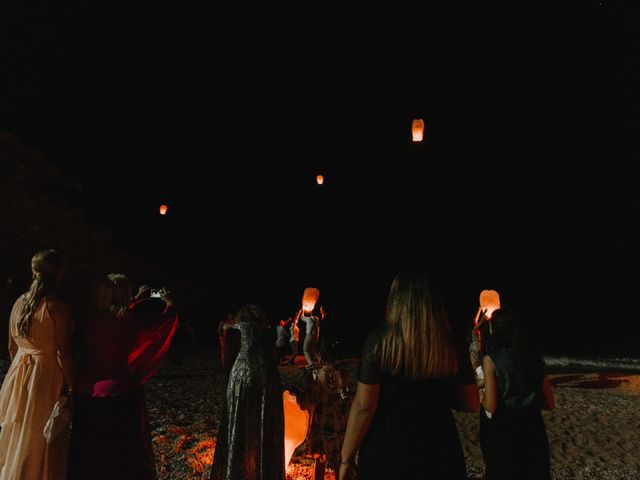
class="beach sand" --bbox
[454,372,640,480]
[2,350,639,479]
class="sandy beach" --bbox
[1,349,639,479]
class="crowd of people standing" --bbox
[0,249,551,480]
[0,249,179,480]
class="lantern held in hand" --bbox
[479,289,501,319]
[301,287,320,314]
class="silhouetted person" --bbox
[211,304,285,480]
[0,249,74,480]
[69,278,178,480]
[472,308,551,480]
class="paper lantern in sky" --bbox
[302,287,320,314]
[411,118,425,142]
[316,174,324,185]
[159,204,168,215]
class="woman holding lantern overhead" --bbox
[339,268,467,480]
[472,307,551,480]
[300,287,324,369]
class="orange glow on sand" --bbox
[159,204,168,215]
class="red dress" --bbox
[69,298,178,480]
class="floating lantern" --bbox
[411,118,425,142]
[316,174,324,185]
[302,287,320,314]
[159,204,168,215]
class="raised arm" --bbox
[480,354,498,413]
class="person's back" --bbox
[0,249,73,480]
[75,313,131,396]
[478,308,550,480]
[490,348,543,409]
[355,327,467,480]
[211,305,284,480]
[339,268,467,480]
[69,278,178,480]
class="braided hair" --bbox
[17,249,65,337]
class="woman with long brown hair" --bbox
[0,249,74,480]
[339,268,467,479]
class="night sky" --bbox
[2,2,640,356]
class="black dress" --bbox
[211,321,285,480]
[356,328,468,480]
[480,348,551,480]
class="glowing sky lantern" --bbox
[316,174,324,185]
[159,204,168,215]
[411,118,425,142]
[302,287,320,314]
[479,289,501,319]
[283,390,309,467]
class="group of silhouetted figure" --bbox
[0,250,551,480]
[210,269,552,480]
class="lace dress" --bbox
[211,321,285,480]
[355,327,467,480]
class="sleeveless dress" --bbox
[0,295,71,480]
[211,321,285,480]
[355,328,468,480]
[480,348,551,480]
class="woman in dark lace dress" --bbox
[339,268,467,480]
[211,304,285,480]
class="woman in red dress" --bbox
[68,275,179,480]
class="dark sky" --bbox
[2,2,640,355]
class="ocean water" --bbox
[544,355,640,373]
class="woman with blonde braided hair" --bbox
[0,249,74,480]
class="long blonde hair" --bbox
[379,268,458,379]
[17,249,65,337]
